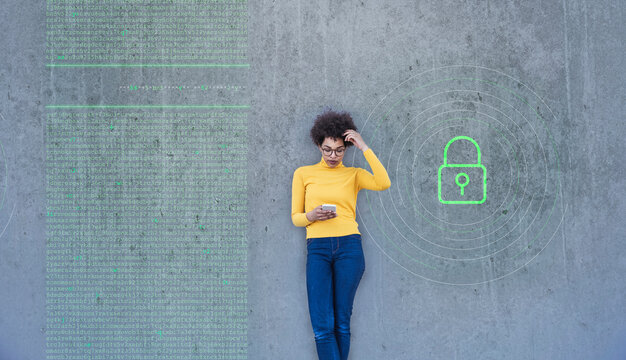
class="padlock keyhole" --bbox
[455,173,470,196]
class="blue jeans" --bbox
[306,233,365,360]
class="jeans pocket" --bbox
[306,238,314,246]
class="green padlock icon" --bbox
[438,136,487,204]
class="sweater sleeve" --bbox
[356,148,392,191]
[291,168,313,227]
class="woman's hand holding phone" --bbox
[306,205,337,222]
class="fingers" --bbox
[318,210,337,220]
[312,205,337,221]
[343,129,360,144]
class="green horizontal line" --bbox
[46,64,249,67]
[45,105,249,108]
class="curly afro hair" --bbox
[309,109,358,148]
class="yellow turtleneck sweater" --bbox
[291,148,391,239]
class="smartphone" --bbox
[322,204,336,212]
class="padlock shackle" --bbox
[443,136,481,165]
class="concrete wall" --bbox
[1,0,624,359]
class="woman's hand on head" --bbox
[306,205,337,222]
[343,129,369,152]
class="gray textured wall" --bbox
[1,0,625,359]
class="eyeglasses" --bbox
[321,147,345,156]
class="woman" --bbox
[291,110,391,360]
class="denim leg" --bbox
[306,237,341,360]
[332,234,365,360]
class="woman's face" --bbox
[318,137,346,168]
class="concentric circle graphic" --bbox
[0,114,8,213]
[350,65,566,285]
[0,113,14,243]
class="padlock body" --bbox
[438,164,487,204]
